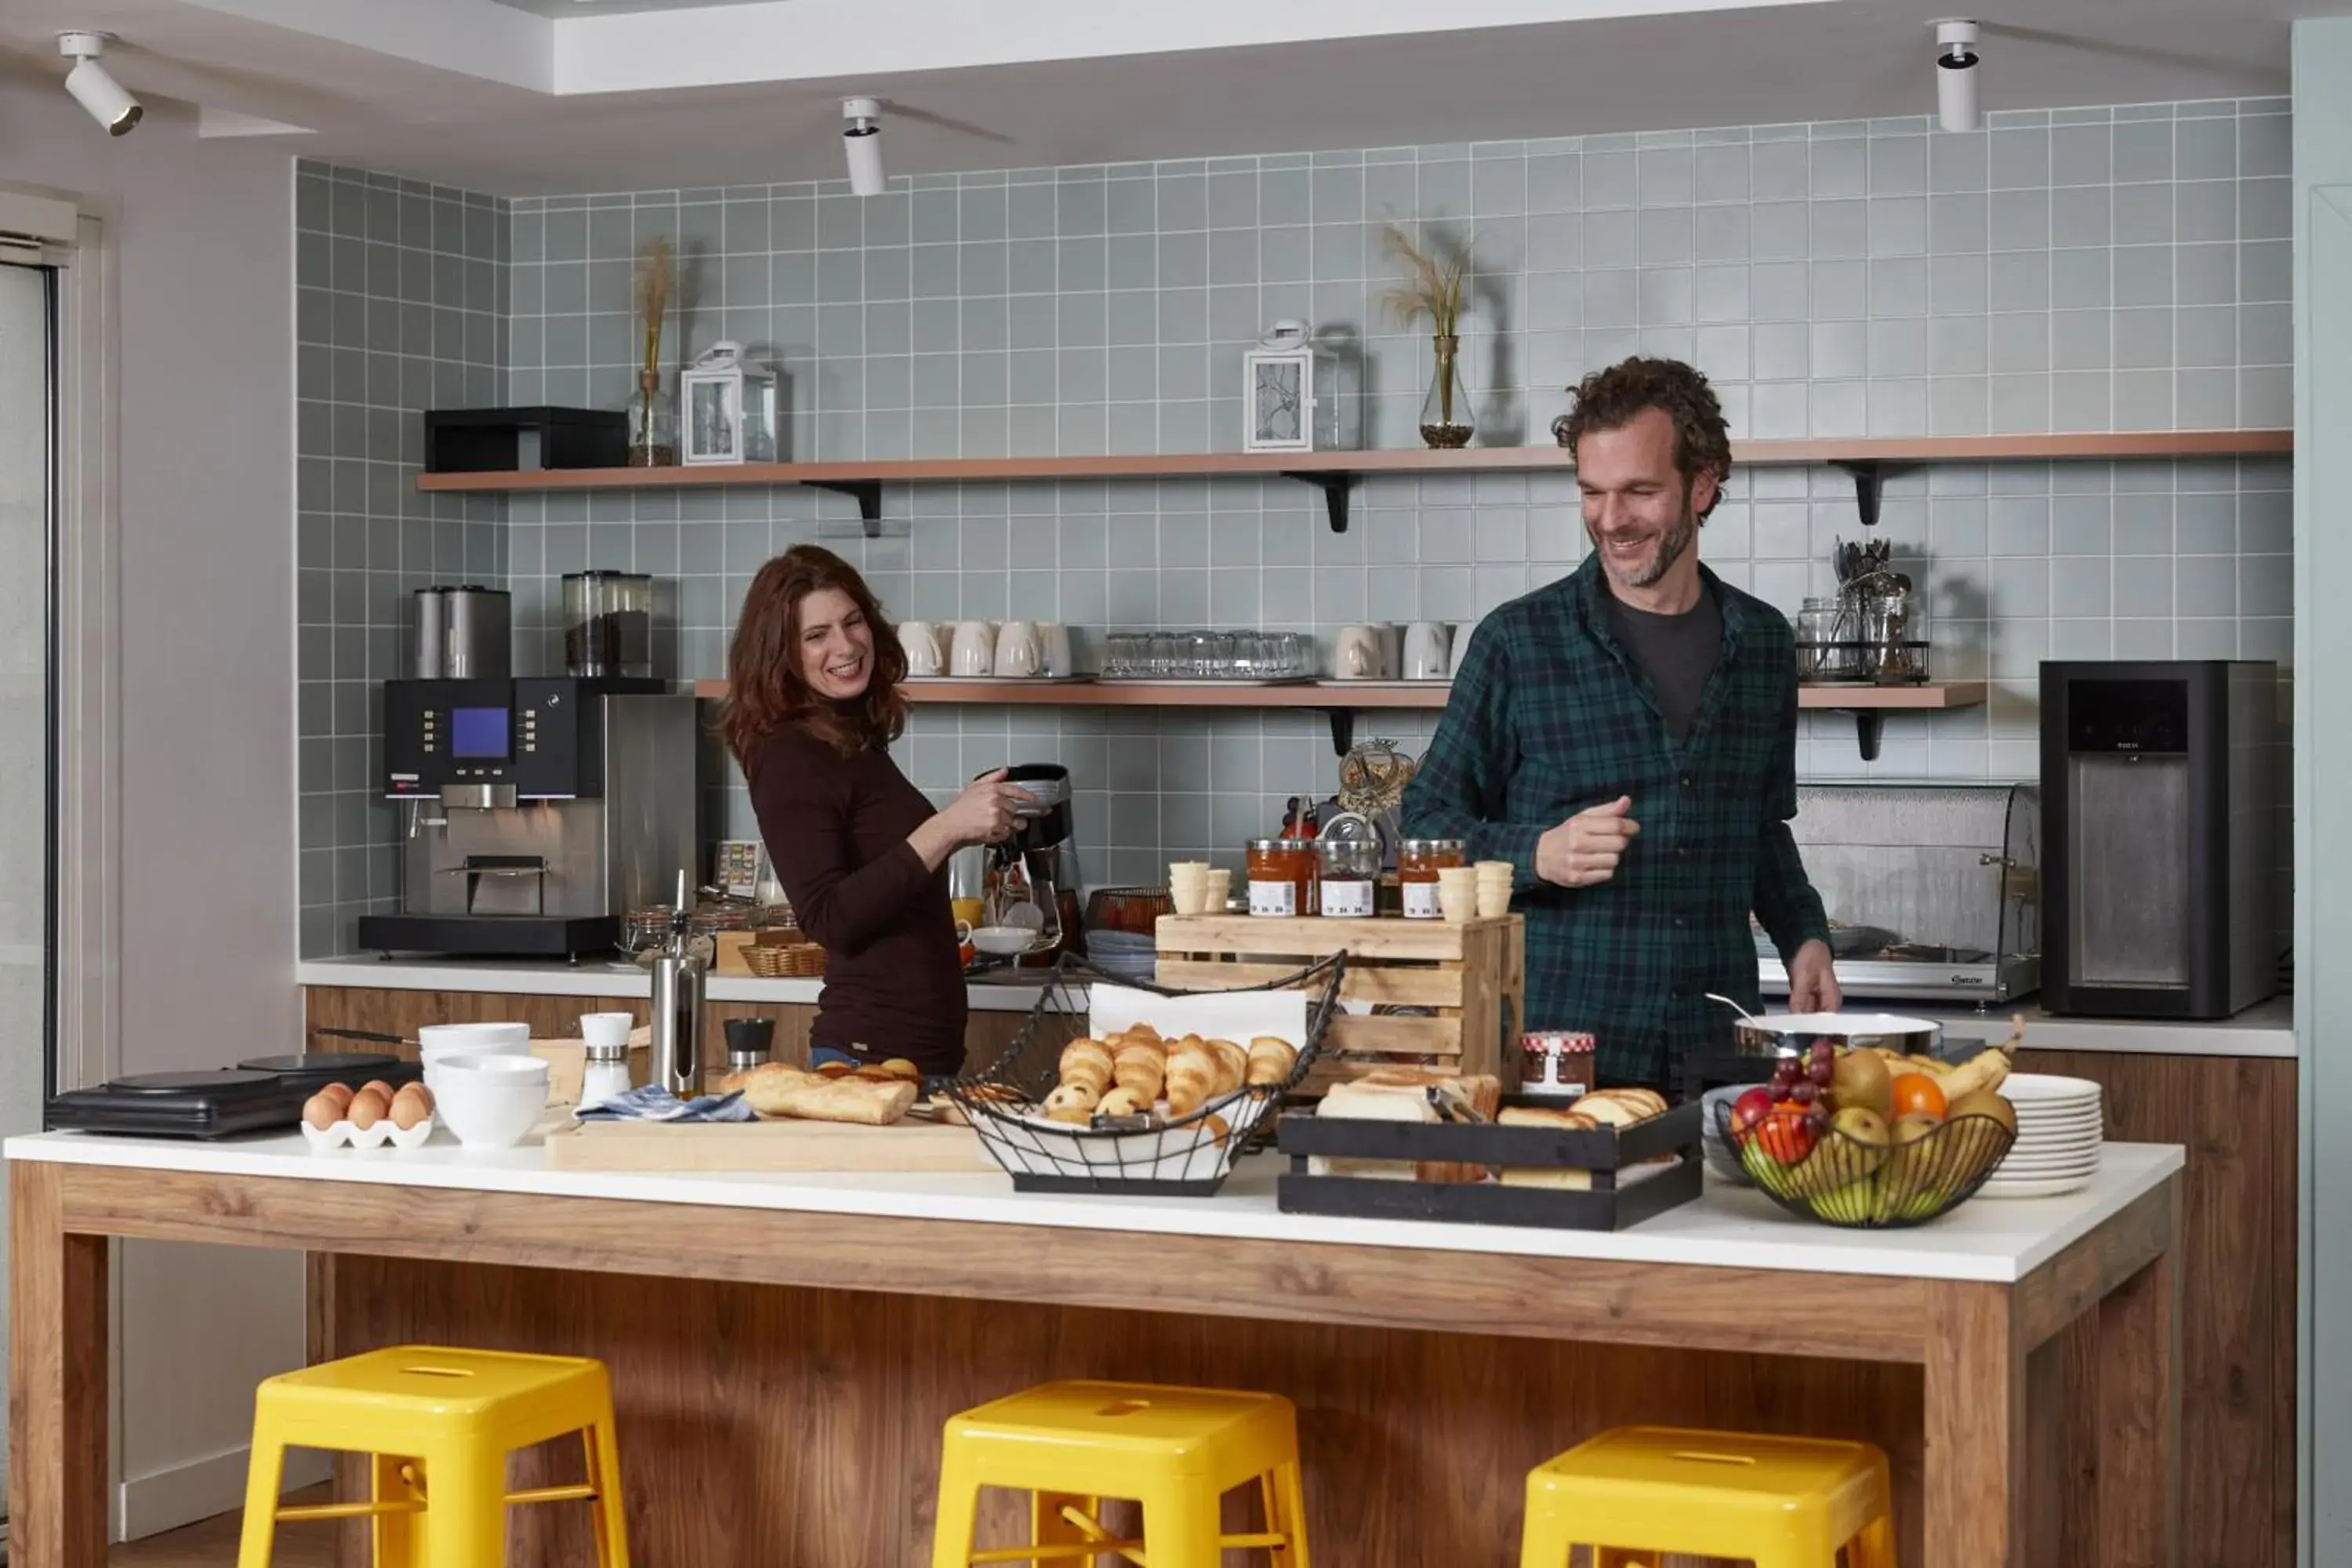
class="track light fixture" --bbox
[842,96,884,196]
[58,31,141,136]
[1934,20,1980,133]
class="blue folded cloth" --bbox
[575,1086,756,1123]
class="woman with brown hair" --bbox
[723,545,1032,1077]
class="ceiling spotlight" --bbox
[842,96,884,197]
[1934,20,1980,133]
[58,31,140,136]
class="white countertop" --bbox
[299,956,2296,1056]
[3,1127,2180,1287]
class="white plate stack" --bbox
[1978,1073,2103,1198]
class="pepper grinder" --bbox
[649,870,707,1096]
[724,1017,775,1074]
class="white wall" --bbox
[0,77,310,1534]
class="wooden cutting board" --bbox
[542,1115,992,1173]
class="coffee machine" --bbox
[355,677,695,960]
[987,764,1084,963]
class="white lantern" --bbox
[1242,320,1356,452]
[680,341,780,465]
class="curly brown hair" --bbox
[1551,356,1733,520]
[720,545,909,771]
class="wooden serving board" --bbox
[543,1116,992,1173]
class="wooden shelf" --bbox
[417,430,2289,495]
[689,677,1983,758]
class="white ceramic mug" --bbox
[1450,622,1475,677]
[950,620,996,677]
[1375,622,1403,681]
[994,620,1041,677]
[1038,622,1074,677]
[898,620,943,677]
[1332,625,1382,680]
[1403,621,1451,681]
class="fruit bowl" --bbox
[1713,1101,2016,1228]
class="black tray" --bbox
[46,1070,312,1139]
[1275,1098,1703,1231]
[236,1052,422,1098]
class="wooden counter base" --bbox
[12,1159,2177,1568]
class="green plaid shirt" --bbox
[1401,556,1829,1086]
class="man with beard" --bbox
[1401,356,1838,1091]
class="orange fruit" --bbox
[1889,1073,1947,1120]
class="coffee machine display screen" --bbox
[448,706,512,760]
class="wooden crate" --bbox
[1152,914,1526,1091]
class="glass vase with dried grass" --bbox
[1379,222,1476,448]
[628,236,677,466]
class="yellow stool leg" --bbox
[232,1434,285,1568]
[1262,1461,1312,1567]
[1849,1510,1898,1568]
[1137,1480,1222,1568]
[420,1447,508,1568]
[583,1419,631,1568]
[1515,1499,1570,1568]
[928,1444,982,1568]
[371,1454,425,1568]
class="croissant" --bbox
[1246,1036,1298,1087]
[1205,1038,1248,1095]
[1058,1038,1112,1097]
[1112,1044,1166,1102]
[1043,1082,1100,1123]
[1096,1087,1150,1120]
[1164,1048,1218,1117]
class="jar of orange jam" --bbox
[1247,837,1318,917]
[1397,837,1465,920]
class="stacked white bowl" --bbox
[1979,1073,2103,1198]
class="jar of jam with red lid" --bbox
[1397,837,1465,920]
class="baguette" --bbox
[1497,1106,1600,1131]
[723,1062,821,1096]
[752,1076,918,1126]
[1581,1086,1668,1120]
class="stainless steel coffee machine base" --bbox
[354,913,619,962]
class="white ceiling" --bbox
[0,0,2320,196]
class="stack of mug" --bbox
[900,619,1076,679]
[1167,862,1231,915]
[1330,620,1475,681]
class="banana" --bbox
[1939,1045,2014,1101]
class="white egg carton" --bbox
[301,1114,438,1152]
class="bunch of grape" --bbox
[1766,1041,1836,1134]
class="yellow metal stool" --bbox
[1519,1426,1896,1568]
[930,1380,1312,1567]
[234,1345,630,1568]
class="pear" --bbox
[1829,1048,1894,1119]
[1947,1089,2018,1134]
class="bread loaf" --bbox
[1308,1080,1435,1181]
[748,1074,917,1126]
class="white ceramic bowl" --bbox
[432,1052,550,1149]
[970,925,1036,956]
[417,1022,530,1093]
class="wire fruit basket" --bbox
[1714,1101,2015,1228]
[944,950,1345,1196]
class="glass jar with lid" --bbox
[1246,837,1318,917]
[1397,837,1465,920]
[563,570,655,677]
[1316,838,1379,918]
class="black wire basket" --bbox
[1713,1099,2016,1228]
[944,950,1346,1196]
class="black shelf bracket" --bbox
[1831,460,1883,528]
[1319,707,1356,756]
[1851,710,1886,762]
[1283,470,1357,532]
[806,479,883,536]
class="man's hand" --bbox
[1786,938,1842,1012]
[1535,796,1641,888]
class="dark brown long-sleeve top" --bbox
[746,726,967,1076]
